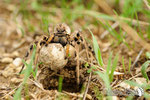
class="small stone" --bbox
[11,77,23,83]
[13,57,22,67]
[2,67,14,77]
[1,57,13,63]
[12,51,19,57]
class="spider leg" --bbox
[75,44,80,85]
[19,64,25,74]
[34,44,40,69]
[34,35,48,70]
[46,34,54,45]
[71,30,94,85]
[19,35,48,74]
[65,44,70,58]
[71,32,81,85]
[19,44,34,74]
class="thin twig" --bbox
[83,72,92,100]
[63,91,92,100]
[63,91,83,98]
[112,67,150,89]
[112,73,141,89]
[131,48,144,70]
[29,79,45,91]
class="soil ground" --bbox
[0,0,150,100]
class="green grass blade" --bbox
[146,52,150,59]
[88,29,104,66]
[128,57,131,74]
[147,25,150,39]
[83,10,114,21]
[58,76,63,92]
[42,17,49,34]
[106,52,112,75]
[122,56,126,73]
[95,71,112,100]
[95,72,111,93]
[125,80,142,87]
[19,27,25,37]
[23,44,36,84]
[144,92,150,99]
[14,44,36,99]
[13,86,23,100]
[105,21,123,43]
[87,66,97,73]
[126,96,133,100]
[32,62,42,79]
[109,54,119,82]
[141,61,150,82]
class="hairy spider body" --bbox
[20,23,94,86]
[20,23,73,73]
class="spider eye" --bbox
[76,33,80,37]
[74,37,78,41]
[43,37,47,40]
[77,41,80,44]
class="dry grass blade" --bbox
[83,10,150,27]
[120,22,150,51]
[94,0,114,15]
[63,91,92,99]
[1,82,23,99]
[113,16,150,27]
[29,79,44,91]
[113,67,150,89]
[83,72,92,100]
[143,0,150,9]
[131,48,144,70]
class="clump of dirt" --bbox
[37,63,89,92]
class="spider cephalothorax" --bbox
[45,23,71,47]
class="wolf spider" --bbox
[20,23,94,84]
